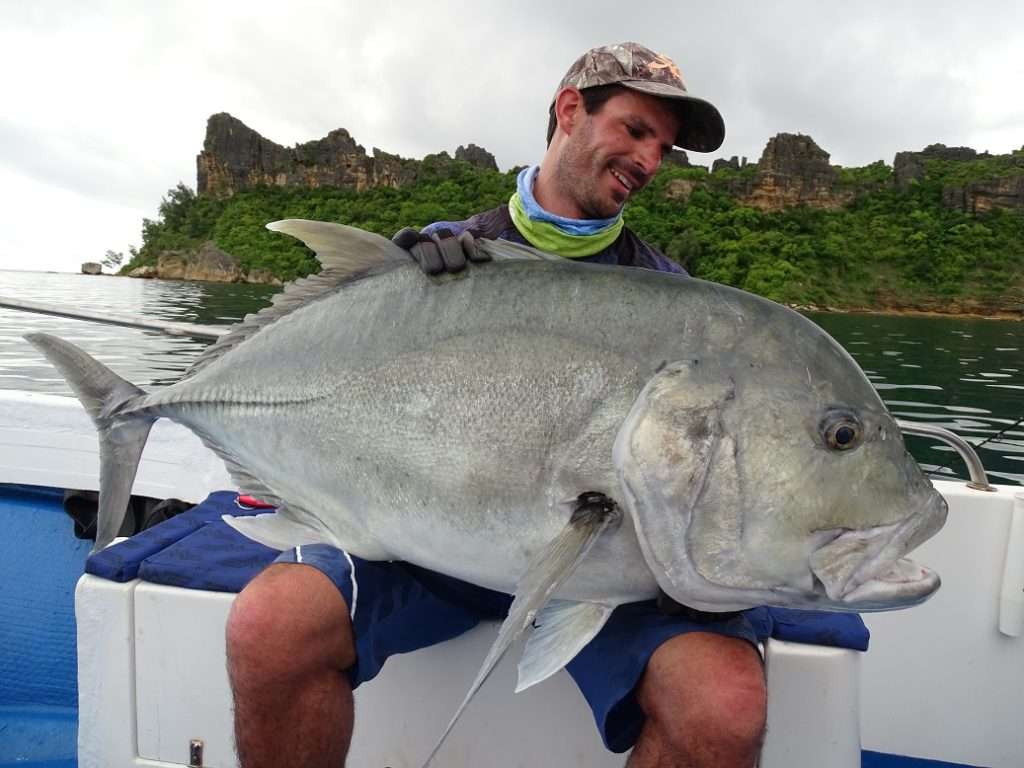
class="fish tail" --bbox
[25,332,156,553]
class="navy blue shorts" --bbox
[274,544,771,753]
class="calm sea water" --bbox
[0,270,1020,485]
[0,271,277,391]
[810,312,1023,486]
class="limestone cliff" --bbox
[197,114,418,197]
[147,241,281,284]
[894,143,1024,213]
[893,144,986,187]
[197,113,495,198]
[194,113,1022,217]
[726,134,854,212]
[454,143,499,171]
[952,174,1024,214]
[157,242,243,282]
[676,135,1024,215]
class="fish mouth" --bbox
[808,494,947,610]
[835,556,940,607]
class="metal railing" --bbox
[897,420,995,492]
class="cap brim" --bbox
[620,80,725,153]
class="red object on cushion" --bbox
[236,494,276,509]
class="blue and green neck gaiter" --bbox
[508,166,623,257]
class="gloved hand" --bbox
[392,227,491,275]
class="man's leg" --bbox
[627,632,766,768]
[226,563,355,768]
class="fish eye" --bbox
[822,412,862,451]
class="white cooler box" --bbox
[76,574,861,768]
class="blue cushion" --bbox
[86,491,869,649]
[85,491,276,588]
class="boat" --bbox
[2,385,1020,768]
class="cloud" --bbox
[0,166,146,272]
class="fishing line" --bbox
[927,412,1024,480]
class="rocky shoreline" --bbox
[124,241,282,285]
[790,304,1022,321]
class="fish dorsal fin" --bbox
[183,220,406,378]
[266,219,408,272]
[475,237,563,262]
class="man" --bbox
[226,42,768,768]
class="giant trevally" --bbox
[28,220,947,764]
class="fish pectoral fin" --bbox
[222,508,334,551]
[515,599,614,692]
[419,492,622,768]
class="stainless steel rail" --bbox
[897,420,995,491]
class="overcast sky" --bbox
[2,0,1022,273]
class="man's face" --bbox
[554,89,680,219]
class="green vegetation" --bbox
[101,249,125,272]
[923,148,1024,187]
[130,162,516,282]
[624,162,1024,308]
[125,156,1024,311]
[836,160,892,187]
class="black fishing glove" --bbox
[391,227,490,275]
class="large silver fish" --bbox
[28,220,947,764]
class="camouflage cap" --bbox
[553,42,725,153]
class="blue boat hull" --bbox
[0,485,89,766]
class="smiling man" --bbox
[227,43,769,768]
[540,49,702,219]
[399,42,724,275]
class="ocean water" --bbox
[810,312,1023,485]
[0,270,1020,485]
[0,270,275,392]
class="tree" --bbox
[101,250,124,272]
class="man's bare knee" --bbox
[228,563,356,768]
[226,563,355,688]
[635,632,766,766]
